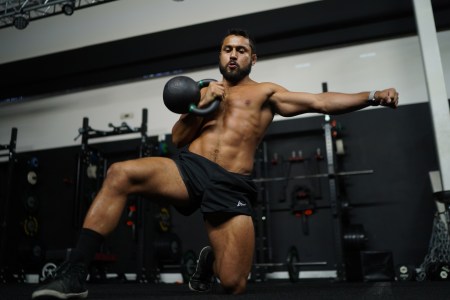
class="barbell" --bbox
[159,249,198,283]
[253,169,374,183]
[253,246,327,282]
[163,76,221,116]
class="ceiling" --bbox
[0,0,115,29]
[0,0,449,103]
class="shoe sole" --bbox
[32,289,88,299]
[188,246,213,293]
[188,281,211,293]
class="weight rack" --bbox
[74,109,157,282]
[253,83,373,282]
[253,116,350,281]
[323,114,346,281]
[0,127,18,282]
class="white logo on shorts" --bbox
[237,201,247,207]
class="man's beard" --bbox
[219,62,252,84]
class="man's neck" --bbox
[223,76,253,87]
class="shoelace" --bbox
[53,262,86,281]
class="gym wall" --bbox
[0,0,449,279]
[0,30,449,153]
[0,101,439,277]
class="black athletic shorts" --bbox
[172,147,257,216]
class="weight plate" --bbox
[335,139,345,155]
[41,262,57,281]
[343,224,367,250]
[395,264,415,281]
[286,246,300,283]
[154,232,182,263]
[440,264,450,280]
[86,164,97,179]
[180,250,197,283]
[23,216,39,236]
[31,243,44,263]
[29,157,39,168]
[427,262,450,281]
[27,171,37,185]
[24,195,39,213]
[157,207,171,232]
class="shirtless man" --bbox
[32,29,398,298]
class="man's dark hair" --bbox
[221,28,256,53]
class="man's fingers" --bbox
[379,88,399,108]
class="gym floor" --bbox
[2,280,450,300]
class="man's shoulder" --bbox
[238,80,279,90]
[254,81,284,90]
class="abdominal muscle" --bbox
[188,93,274,175]
[189,130,256,175]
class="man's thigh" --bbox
[205,214,255,280]
[116,156,190,204]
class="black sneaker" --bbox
[189,246,215,292]
[32,261,88,299]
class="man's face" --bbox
[219,35,256,84]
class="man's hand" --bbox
[199,81,225,108]
[376,88,399,108]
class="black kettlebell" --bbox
[163,76,221,116]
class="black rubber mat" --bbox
[2,280,450,300]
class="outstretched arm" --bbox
[269,84,399,117]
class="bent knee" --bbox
[104,162,132,192]
[219,275,248,295]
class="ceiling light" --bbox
[13,14,29,30]
[295,63,311,69]
[62,1,75,16]
[359,52,376,58]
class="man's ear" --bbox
[252,54,257,65]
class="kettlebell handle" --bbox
[189,79,221,116]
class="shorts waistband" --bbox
[182,147,254,180]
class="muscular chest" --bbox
[222,87,261,112]
[201,85,274,135]
[220,87,273,131]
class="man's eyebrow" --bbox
[222,44,250,50]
